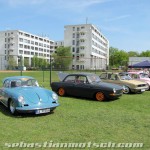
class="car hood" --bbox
[121,79,146,85]
[14,87,50,104]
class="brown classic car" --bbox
[100,72,149,94]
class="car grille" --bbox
[137,84,146,87]
[116,89,123,94]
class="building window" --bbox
[35,47,38,51]
[76,33,80,38]
[72,40,75,45]
[35,42,38,46]
[31,46,34,50]
[19,32,23,35]
[19,44,23,48]
[31,41,34,45]
[19,50,23,54]
[24,33,30,37]
[19,38,23,42]
[72,47,75,52]
[73,33,75,38]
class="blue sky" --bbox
[0,0,150,52]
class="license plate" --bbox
[36,108,50,114]
[141,89,145,92]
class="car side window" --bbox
[110,74,118,80]
[75,76,87,84]
[3,80,10,88]
[100,73,107,79]
[131,74,138,79]
[64,76,76,83]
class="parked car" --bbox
[0,76,59,115]
[51,72,123,101]
[128,71,150,90]
[100,72,149,94]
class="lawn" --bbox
[0,71,149,150]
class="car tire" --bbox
[95,92,105,101]
[9,99,17,115]
[58,88,65,96]
[123,86,130,94]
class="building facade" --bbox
[64,24,109,70]
[0,30,55,70]
[0,24,109,70]
[129,57,150,66]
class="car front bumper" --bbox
[16,103,59,114]
[131,86,149,93]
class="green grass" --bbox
[0,71,149,150]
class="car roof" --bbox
[58,72,97,81]
[68,72,96,76]
[101,72,119,74]
[3,76,35,82]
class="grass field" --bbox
[0,71,149,150]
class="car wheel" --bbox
[58,88,65,96]
[9,99,17,115]
[95,92,105,101]
[123,86,130,94]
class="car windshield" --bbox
[119,74,132,80]
[139,73,149,78]
[10,78,39,88]
[87,75,101,83]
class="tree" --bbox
[52,46,72,69]
[8,56,17,70]
[128,51,139,57]
[109,47,128,68]
[24,57,29,67]
[140,50,150,57]
[31,56,49,68]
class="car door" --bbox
[72,75,93,98]
[62,75,77,96]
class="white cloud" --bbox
[54,0,112,10]
[6,0,46,7]
[105,15,131,22]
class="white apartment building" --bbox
[0,30,55,70]
[64,24,109,70]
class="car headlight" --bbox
[113,88,116,93]
[52,93,58,101]
[18,96,25,105]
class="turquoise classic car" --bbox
[0,76,59,115]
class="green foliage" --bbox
[140,50,150,57]
[109,47,128,67]
[31,56,49,68]
[128,51,139,57]
[109,47,150,68]
[7,56,17,70]
[52,46,72,69]
[24,57,29,67]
